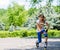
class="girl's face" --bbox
[39,16,44,21]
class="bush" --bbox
[48,30,60,38]
[0,29,60,38]
[0,31,9,38]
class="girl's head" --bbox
[38,14,45,22]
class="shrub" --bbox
[0,29,60,38]
[0,31,9,38]
[48,30,60,38]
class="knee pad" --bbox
[44,33,48,37]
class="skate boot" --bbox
[36,41,39,48]
[44,42,47,48]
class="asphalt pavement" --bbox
[0,38,60,50]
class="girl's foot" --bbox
[36,41,39,48]
[44,42,47,48]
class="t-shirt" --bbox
[36,20,47,32]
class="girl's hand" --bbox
[45,22,49,32]
[46,22,49,29]
[46,29,48,32]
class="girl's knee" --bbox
[44,33,48,37]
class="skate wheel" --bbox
[44,48,47,50]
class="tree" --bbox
[0,9,6,16]
[54,6,60,13]
[7,3,28,26]
[26,0,60,29]
[28,8,38,17]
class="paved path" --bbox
[0,38,60,50]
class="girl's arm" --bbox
[36,23,41,31]
[46,22,49,32]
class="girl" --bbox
[36,14,49,48]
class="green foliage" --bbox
[26,0,60,29]
[48,30,60,38]
[0,30,60,38]
[31,0,43,4]
[7,3,28,26]
[0,1,60,31]
[0,3,29,30]
[53,6,60,13]
[0,31,9,38]
[0,9,6,16]
[28,8,38,16]
[30,0,53,7]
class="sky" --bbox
[0,0,58,10]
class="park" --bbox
[0,0,60,50]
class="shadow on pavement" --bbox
[4,47,60,50]
[5,41,60,50]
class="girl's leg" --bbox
[40,29,48,47]
[41,29,48,43]
[43,32,48,47]
[36,32,42,47]
[37,32,42,43]
[44,32,48,42]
